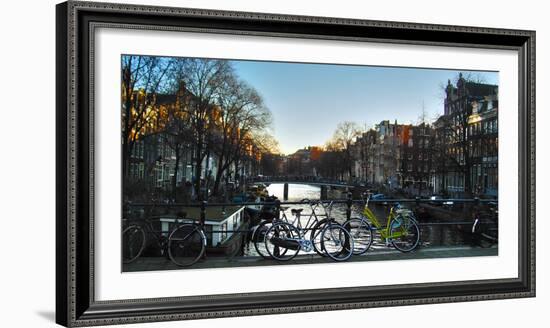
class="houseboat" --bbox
[156,205,250,257]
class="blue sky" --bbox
[232,60,498,155]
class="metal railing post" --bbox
[200,200,207,227]
[274,199,281,257]
[275,199,281,220]
[346,192,352,220]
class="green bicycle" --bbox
[343,194,421,254]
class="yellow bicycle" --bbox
[343,194,421,254]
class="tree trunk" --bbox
[464,162,472,198]
[172,145,180,203]
[194,143,203,200]
[234,159,241,192]
[212,155,226,196]
[122,94,132,179]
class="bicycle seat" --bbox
[280,206,290,211]
[291,208,304,214]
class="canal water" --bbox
[244,183,471,257]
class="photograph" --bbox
[121,55,500,271]
[51,1,536,327]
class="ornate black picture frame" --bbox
[56,1,535,326]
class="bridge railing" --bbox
[126,196,497,232]
[246,175,357,186]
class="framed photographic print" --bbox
[56,0,535,326]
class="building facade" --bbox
[398,123,435,196]
[432,74,498,197]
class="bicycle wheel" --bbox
[321,224,354,261]
[122,224,146,264]
[343,218,373,255]
[168,224,206,267]
[264,222,301,261]
[310,218,333,257]
[252,221,278,259]
[389,216,420,252]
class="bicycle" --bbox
[122,211,207,267]
[343,194,421,254]
[471,202,498,248]
[264,201,354,262]
[252,199,333,259]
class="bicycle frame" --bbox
[269,200,349,256]
[280,200,326,234]
[132,216,198,248]
[356,196,411,241]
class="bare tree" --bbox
[224,88,272,192]
[315,141,346,180]
[170,58,233,199]
[160,97,193,202]
[327,121,362,180]
[433,113,472,197]
[418,100,429,125]
[253,131,280,155]
[121,56,172,178]
[210,77,272,195]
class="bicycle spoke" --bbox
[265,222,301,261]
[122,225,145,263]
[390,217,420,252]
[321,224,354,261]
[168,225,205,267]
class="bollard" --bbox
[200,200,207,260]
[283,183,289,200]
[273,199,281,257]
[472,196,481,217]
[346,192,352,220]
[200,201,207,227]
[320,185,328,200]
[344,192,353,254]
[275,199,281,220]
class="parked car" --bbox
[429,195,443,205]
